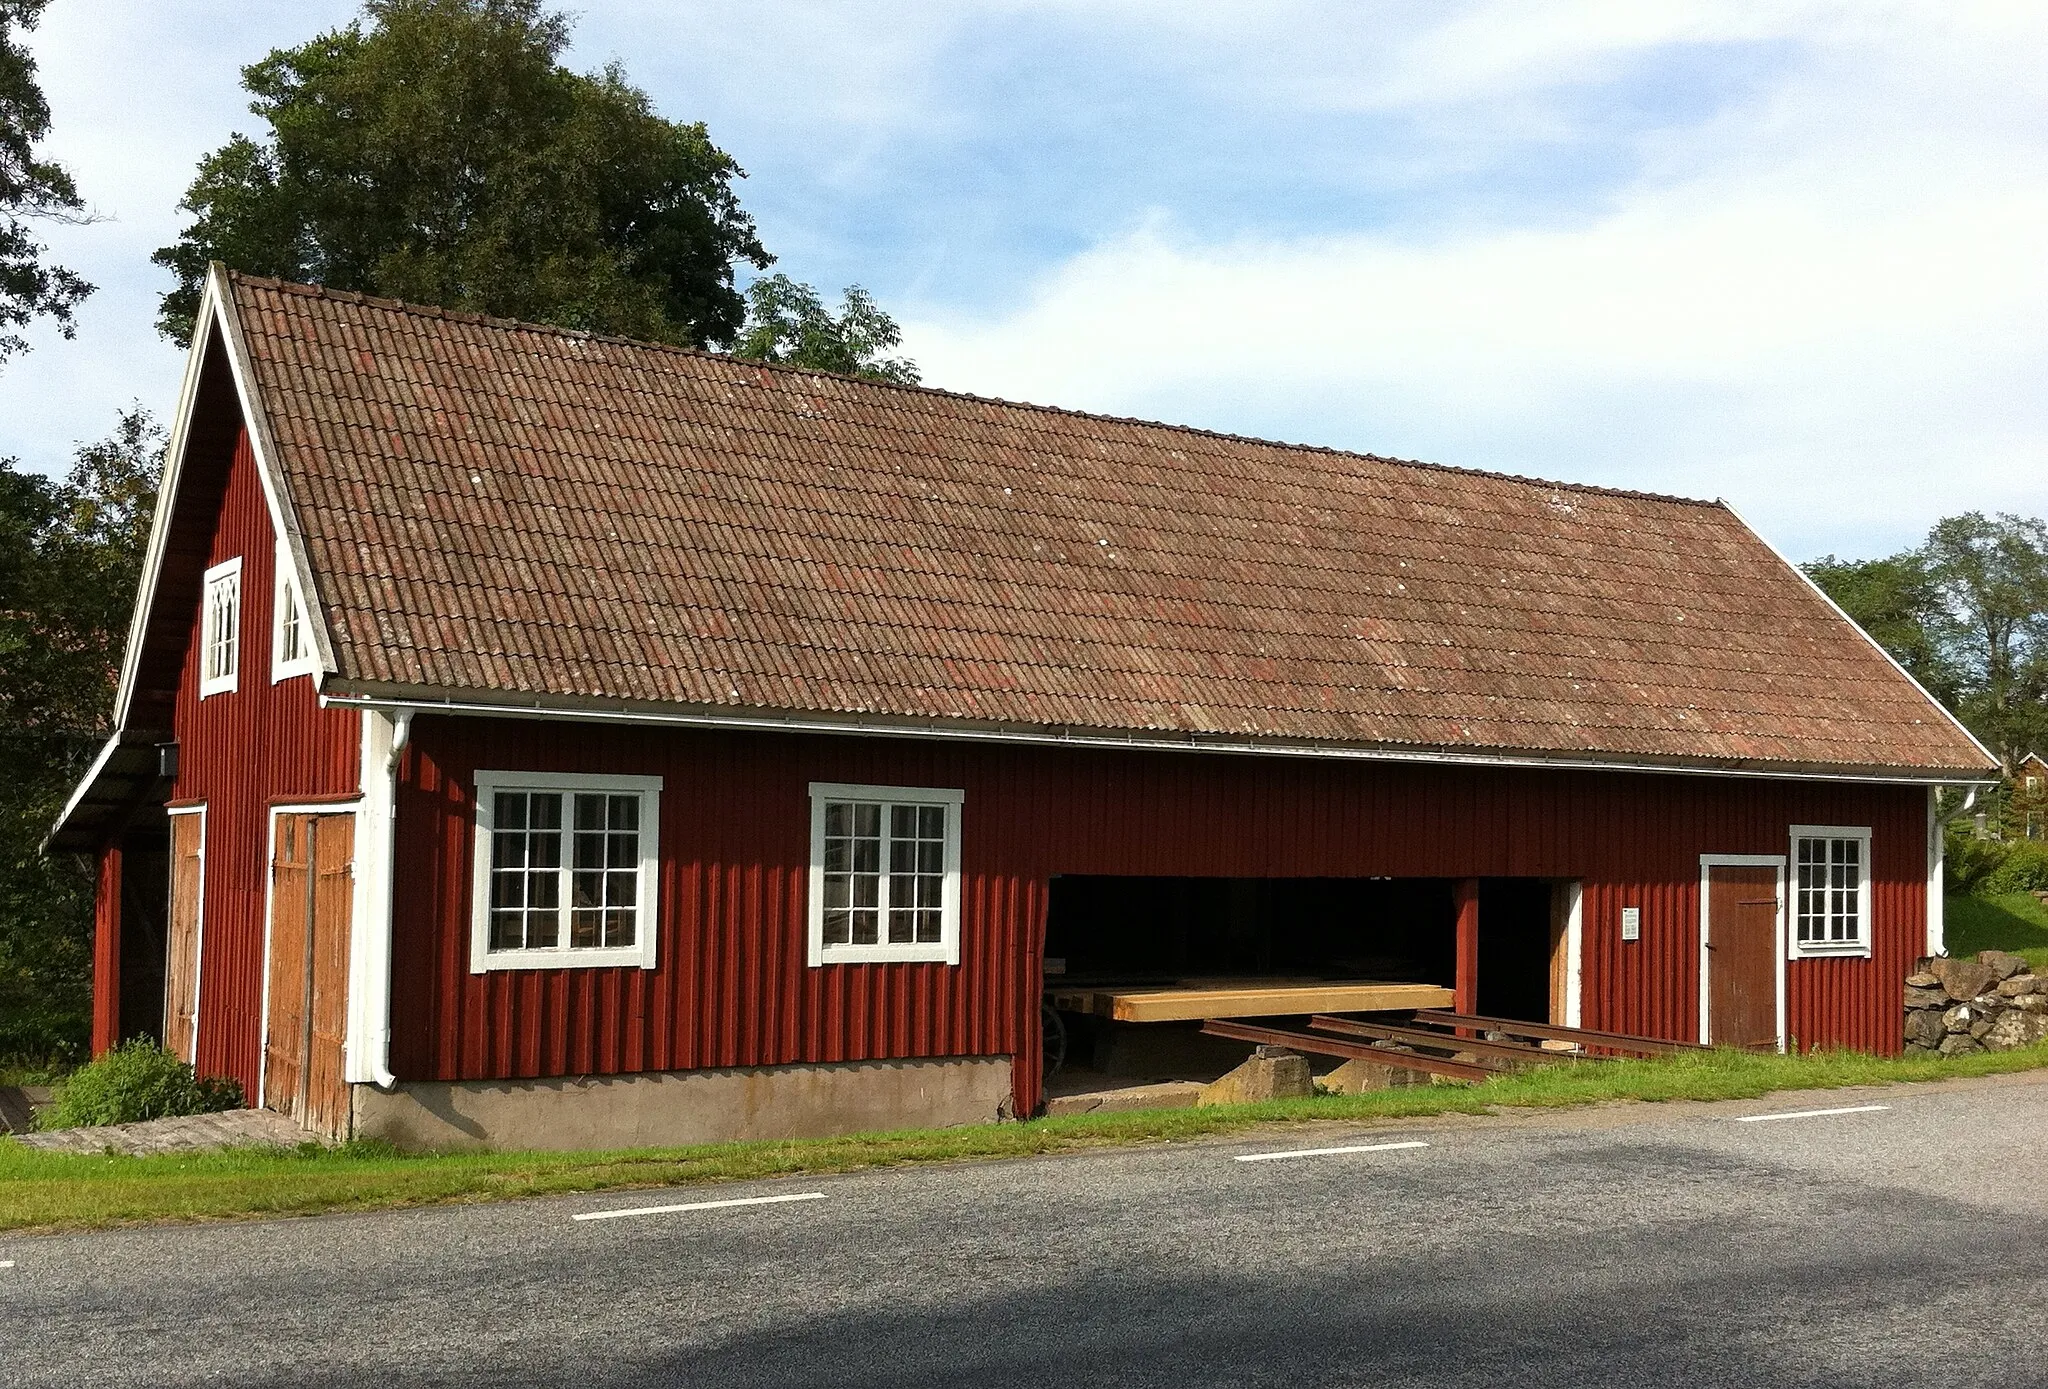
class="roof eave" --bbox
[318,681,2001,787]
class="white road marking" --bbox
[1735,1104,1891,1124]
[573,1191,827,1222]
[1234,1141,1430,1163]
[0,1260,14,1268]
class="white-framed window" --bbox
[199,557,242,698]
[1789,825,1872,958]
[271,548,316,682]
[469,771,662,972]
[807,782,963,965]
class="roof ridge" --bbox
[223,268,1721,510]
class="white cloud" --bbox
[901,2,2048,556]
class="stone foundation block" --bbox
[1198,1046,1313,1107]
[1319,1056,1425,1094]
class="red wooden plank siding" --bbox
[392,719,1930,1111]
[91,845,122,1054]
[166,429,361,1094]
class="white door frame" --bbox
[1697,854,1787,1052]
[257,801,360,1110]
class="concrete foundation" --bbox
[352,1055,1016,1153]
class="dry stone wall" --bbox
[1904,951,2048,1055]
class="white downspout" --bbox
[347,708,410,1089]
[1927,785,1978,960]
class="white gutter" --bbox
[317,690,1997,788]
[346,707,411,1089]
[1925,785,1980,959]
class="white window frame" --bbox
[808,782,963,966]
[198,557,242,698]
[270,547,316,683]
[1788,825,1874,959]
[469,770,662,972]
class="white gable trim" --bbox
[209,264,337,679]
[111,265,335,730]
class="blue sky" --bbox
[4,1,2045,560]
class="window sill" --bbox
[471,946,656,973]
[198,678,237,699]
[1790,942,1872,960]
[814,943,958,966]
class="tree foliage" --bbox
[0,0,92,365]
[153,0,768,349]
[1922,513,2048,769]
[1801,551,1958,706]
[733,273,919,385]
[0,410,163,1060]
[1806,511,2048,771]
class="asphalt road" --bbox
[9,1071,2048,1387]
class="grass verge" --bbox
[5,1041,2047,1235]
[1947,891,2048,971]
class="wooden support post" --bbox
[91,843,123,1056]
[1454,877,1480,1022]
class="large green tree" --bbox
[1807,511,2048,771]
[153,0,768,349]
[0,410,162,1059]
[733,274,920,385]
[0,0,91,365]
[1921,513,2048,770]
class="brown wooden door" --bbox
[1548,880,1577,1025]
[164,811,204,1061]
[264,813,355,1139]
[1707,864,1779,1049]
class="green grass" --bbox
[5,1041,2047,1235]
[0,1058,72,1088]
[1947,891,2048,971]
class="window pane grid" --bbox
[1795,836,1862,945]
[278,579,304,663]
[489,791,561,951]
[485,787,644,958]
[822,798,948,952]
[570,793,639,949]
[205,571,239,682]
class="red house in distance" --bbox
[50,266,1999,1148]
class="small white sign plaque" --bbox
[1621,906,1641,942]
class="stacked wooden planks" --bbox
[1049,980,1455,1024]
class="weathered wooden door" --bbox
[264,813,354,1139]
[1706,864,1779,1049]
[164,811,204,1061]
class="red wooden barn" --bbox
[51,266,1997,1148]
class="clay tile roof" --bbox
[223,271,1995,778]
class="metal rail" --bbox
[1411,1010,1705,1057]
[1307,1015,1578,1067]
